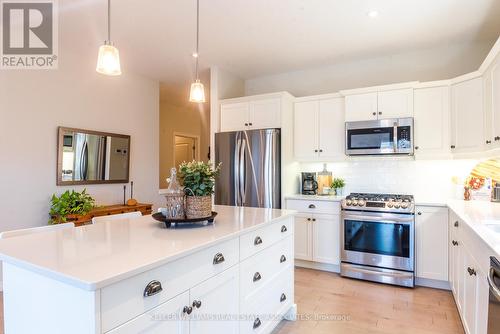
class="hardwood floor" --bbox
[273,267,465,334]
[0,268,464,334]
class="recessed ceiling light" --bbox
[367,10,379,18]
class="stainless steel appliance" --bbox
[492,185,500,202]
[488,256,500,333]
[214,129,281,208]
[341,193,415,287]
[301,172,318,195]
[345,117,414,156]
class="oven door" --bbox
[341,211,414,271]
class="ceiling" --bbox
[66,0,500,85]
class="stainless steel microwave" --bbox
[345,117,414,156]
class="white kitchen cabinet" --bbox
[189,265,239,334]
[414,86,451,157]
[415,206,448,281]
[344,93,378,121]
[451,77,485,153]
[486,60,500,148]
[344,89,413,122]
[312,213,340,265]
[220,98,281,132]
[294,98,344,160]
[294,214,313,261]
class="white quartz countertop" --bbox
[447,199,500,258]
[285,194,345,201]
[0,205,295,291]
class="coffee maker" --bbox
[301,172,318,195]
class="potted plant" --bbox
[48,189,96,225]
[331,177,346,196]
[178,161,221,219]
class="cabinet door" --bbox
[415,206,448,281]
[189,265,239,334]
[451,77,484,152]
[294,215,312,261]
[249,98,281,129]
[312,214,340,265]
[377,89,414,119]
[220,102,249,132]
[491,62,500,147]
[345,93,377,121]
[107,291,189,334]
[414,87,451,156]
[294,101,319,159]
[449,214,460,297]
[318,98,345,160]
[463,249,477,334]
[474,267,489,334]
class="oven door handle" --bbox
[343,214,414,224]
[488,267,500,301]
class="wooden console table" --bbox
[70,203,153,227]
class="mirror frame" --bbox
[56,126,131,186]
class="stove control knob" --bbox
[387,202,393,208]
[401,203,409,209]
[351,200,358,206]
[358,200,365,206]
[394,203,401,209]
[345,200,352,206]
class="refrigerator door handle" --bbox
[233,134,241,206]
[239,137,246,206]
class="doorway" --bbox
[174,134,199,168]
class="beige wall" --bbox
[159,85,210,189]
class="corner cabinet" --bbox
[344,88,413,121]
[220,97,282,132]
[293,97,345,161]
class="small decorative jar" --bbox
[163,168,185,219]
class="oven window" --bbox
[347,127,394,150]
[344,220,410,258]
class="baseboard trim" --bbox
[415,277,450,290]
[295,260,340,273]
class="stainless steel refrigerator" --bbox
[215,128,281,208]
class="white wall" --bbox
[245,40,495,97]
[299,159,478,203]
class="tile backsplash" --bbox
[299,158,479,203]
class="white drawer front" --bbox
[240,218,293,260]
[240,236,293,303]
[101,238,239,332]
[286,199,340,215]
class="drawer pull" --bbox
[183,306,193,315]
[308,204,316,209]
[192,300,202,308]
[253,318,262,329]
[280,293,287,302]
[143,280,163,297]
[454,221,459,227]
[280,255,287,263]
[253,272,262,282]
[281,225,288,233]
[467,267,477,276]
[254,236,263,245]
[213,252,225,265]
[452,240,458,246]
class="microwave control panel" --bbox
[397,126,412,149]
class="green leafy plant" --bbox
[178,161,222,196]
[331,177,346,189]
[48,189,96,224]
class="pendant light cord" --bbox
[107,0,111,42]
[195,0,200,80]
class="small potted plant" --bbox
[178,161,221,219]
[48,189,96,225]
[331,177,346,196]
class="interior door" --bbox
[294,100,319,159]
[318,98,345,159]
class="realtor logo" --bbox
[1,0,58,69]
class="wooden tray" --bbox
[152,211,217,228]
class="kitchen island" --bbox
[0,205,296,334]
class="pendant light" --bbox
[96,0,121,76]
[189,0,206,103]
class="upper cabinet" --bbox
[220,97,281,132]
[413,86,451,157]
[294,97,345,161]
[345,89,413,122]
[483,52,500,148]
[451,77,485,153]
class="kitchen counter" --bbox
[285,194,345,201]
[0,205,296,291]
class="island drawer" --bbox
[240,217,294,260]
[240,236,293,302]
[286,199,340,215]
[101,237,239,333]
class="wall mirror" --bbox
[57,127,130,185]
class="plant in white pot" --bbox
[179,161,221,219]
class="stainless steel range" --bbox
[340,193,415,287]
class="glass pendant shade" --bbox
[189,79,206,103]
[96,42,121,76]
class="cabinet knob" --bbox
[192,300,202,308]
[378,111,382,115]
[253,318,262,329]
[253,272,262,282]
[281,225,288,233]
[452,240,458,246]
[280,293,287,302]
[415,146,419,150]
[307,218,311,221]
[143,280,163,297]
[254,236,263,245]
[495,136,500,141]
[183,306,193,315]
[312,218,316,222]
[314,149,318,153]
[417,212,422,215]
[213,252,225,265]
[451,145,456,149]
[244,123,249,126]
[308,204,316,209]
[372,112,376,116]
[280,255,287,263]
[319,149,323,153]
[249,123,253,126]
[467,267,476,276]
[454,221,459,227]
[487,140,492,144]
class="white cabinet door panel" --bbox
[345,93,377,122]
[294,215,312,261]
[220,102,249,132]
[377,89,414,119]
[294,101,319,159]
[491,63,500,146]
[318,98,345,159]
[249,98,281,129]
[312,214,340,265]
